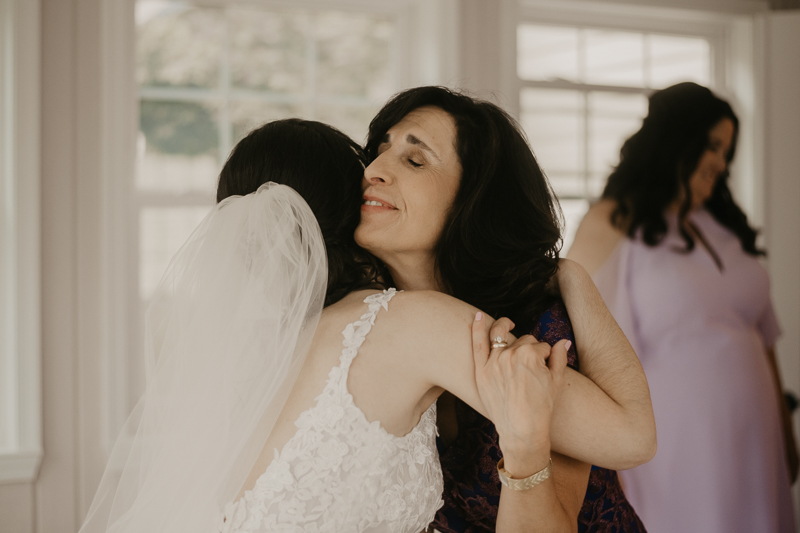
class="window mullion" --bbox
[306,11,316,120]
[644,33,652,89]
[219,8,232,163]
[582,90,590,199]
[578,27,585,83]
[519,79,651,95]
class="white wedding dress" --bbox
[220,289,444,533]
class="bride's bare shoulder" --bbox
[567,199,627,276]
[332,290,477,345]
[318,289,479,356]
[386,290,477,326]
[326,289,475,318]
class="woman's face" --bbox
[687,117,734,209]
[355,106,462,285]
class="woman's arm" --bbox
[388,290,644,529]
[396,287,654,470]
[548,259,657,469]
[766,348,799,483]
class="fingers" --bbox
[488,317,515,351]
[472,312,490,371]
[493,337,552,380]
[548,339,570,391]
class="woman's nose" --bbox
[364,153,393,185]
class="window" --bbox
[129,0,403,404]
[516,22,713,249]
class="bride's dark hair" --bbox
[216,119,386,306]
[366,86,562,322]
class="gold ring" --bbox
[491,336,508,349]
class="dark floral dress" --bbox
[432,300,646,533]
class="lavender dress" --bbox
[593,208,794,532]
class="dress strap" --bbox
[338,289,398,371]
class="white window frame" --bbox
[498,0,763,227]
[103,0,460,454]
[0,0,42,484]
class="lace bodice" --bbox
[220,289,444,532]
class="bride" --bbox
[80,118,650,532]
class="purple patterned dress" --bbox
[432,300,646,533]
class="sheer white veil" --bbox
[80,182,327,532]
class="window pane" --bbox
[137,100,220,193]
[587,91,648,185]
[228,8,309,94]
[137,2,223,88]
[520,88,584,197]
[649,35,710,88]
[315,11,395,99]
[230,100,308,146]
[316,104,380,145]
[586,173,608,198]
[584,29,645,87]
[139,207,212,300]
[517,24,579,82]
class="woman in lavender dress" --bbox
[569,82,798,532]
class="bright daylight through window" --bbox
[133,0,397,395]
[516,24,711,249]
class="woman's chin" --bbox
[354,224,381,255]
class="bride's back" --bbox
[224,288,480,532]
[237,288,481,497]
[263,290,430,449]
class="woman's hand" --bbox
[472,313,569,476]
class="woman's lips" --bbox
[361,196,396,212]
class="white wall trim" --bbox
[760,9,800,520]
[0,0,42,485]
[0,452,42,484]
[405,0,461,88]
[520,0,768,17]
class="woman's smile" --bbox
[355,106,461,289]
[361,194,397,212]
[687,117,733,209]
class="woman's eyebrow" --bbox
[406,134,441,162]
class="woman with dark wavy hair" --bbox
[357,86,656,531]
[569,82,797,532]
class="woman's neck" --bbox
[666,194,704,215]
[384,256,444,292]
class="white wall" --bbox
[36,0,81,529]
[764,5,800,476]
[15,0,121,531]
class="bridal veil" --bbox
[79,183,327,532]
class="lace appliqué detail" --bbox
[221,289,444,532]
